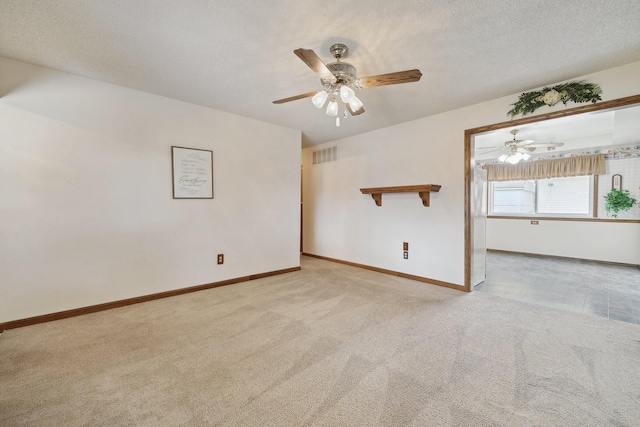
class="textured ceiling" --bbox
[1,0,640,147]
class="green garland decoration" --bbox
[507,80,602,118]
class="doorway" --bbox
[465,95,640,325]
[464,94,640,290]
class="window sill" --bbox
[488,215,640,223]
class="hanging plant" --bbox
[604,189,637,218]
[508,80,602,118]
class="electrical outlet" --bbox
[217,254,224,264]
[531,220,539,225]
[403,251,408,259]
[403,242,409,251]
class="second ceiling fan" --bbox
[273,43,422,125]
[478,129,565,164]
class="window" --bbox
[489,175,592,217]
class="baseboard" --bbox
[0,266,301,332]
[487,249,640,268]
[302,253,464,291]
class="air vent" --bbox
[312,146,337,165]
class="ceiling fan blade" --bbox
[346,103,365,116]
[480,147,509,155]
[294,48,336,82]
[272,91,317,104]
[477,145,506,150]
[356,69,422,88]
[523,142,565,148]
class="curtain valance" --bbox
[482,154,605,181]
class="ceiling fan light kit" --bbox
[306,44,364,124]
[498,151,531,164]
[273,43,422,126]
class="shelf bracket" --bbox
[418,191,431,207]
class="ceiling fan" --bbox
[273,43,422,126]
[478,129,565,164]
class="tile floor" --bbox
[474,251,640,325]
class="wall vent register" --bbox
[313,146,337,165]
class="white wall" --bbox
[0,57,301,323]
[302,61,640,286]
[486,219,640,265]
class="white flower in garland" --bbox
[540,89,562,106]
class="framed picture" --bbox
[171,146,213,199]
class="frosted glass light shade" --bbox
[340,85,355,103]
[499,151,529,164]
[326,100,339,116]
[348,95,363,112]
[311,90,328,108]
[506,153,523,164]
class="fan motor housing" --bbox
[322,62,357,86]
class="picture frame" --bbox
[171,146,214,199]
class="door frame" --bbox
[463,94,640,291]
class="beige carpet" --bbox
[1,256,639,426]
